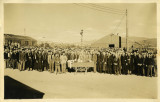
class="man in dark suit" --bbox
[42,51,48,71]
[118,53,122,75]
[108,52,113,74]
[121,52,125,74]
[15,49,19,69]
[37,51,43,72]
[123,53,128,75]
[142,53,147,76]
[11,50,16,69]
[147,53,154,77]
[130,52,134,74]
[104,53,108,73]
[97,52,101,73]
[28,50,33,71]
[137,54,143,76]
[133,52,138,75]
[4,49,9,68]
[127,53,131,75]
[32,50,38,71]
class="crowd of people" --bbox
[4,42,157,77]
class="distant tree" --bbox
[38,43,52,48]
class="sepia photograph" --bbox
[3,3,157,99]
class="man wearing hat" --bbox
[118,53,122,75]
[48,51,55,73]
[42,50,48,71]
[37,50,43,72]
[153,53,157,77]
[137,53,143,75]
[142,53,147,76]
[4,49,9,68]
[102,52,107,73]
[130,52,134,74]
[108,52,113,74]
[60,53,68,73]
[97,52,101,73]
[92,52,97,73]
[11,50,17,69]
[113,53,119,75]
[133,52,138,75]
[55,53,61,74]
[123,52,128,75]
[127,53,131,74]
[147,53,154,77]
[19,49,26,71]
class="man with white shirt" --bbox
[60,53,68,73]
[48,51,55,73]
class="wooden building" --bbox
[4,34,37,46]
[91,34,121,48]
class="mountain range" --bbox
[80,35,157,48]
[47,35,157,48]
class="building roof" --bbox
[92,34,120,44]
[4,34,37,41]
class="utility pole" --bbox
[80,30,83,49]
[126,9,128,52]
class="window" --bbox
[119,36,121,48]
[109,44,115,48]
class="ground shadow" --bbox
[4,76,45,99]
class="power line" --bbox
[90,3,125,12]
[76,3,125,15]
[83,4,125,14]
[73,3,125,15]
[88,3,125,13]
[80,4,126,35]
[73,3,128,46]
[113,14,125,34]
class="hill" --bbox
[90,34,156,48]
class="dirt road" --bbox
[4,68,157,99]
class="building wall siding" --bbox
[4,34,37,46]
[91,35,120,48]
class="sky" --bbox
[4,3,157,43]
